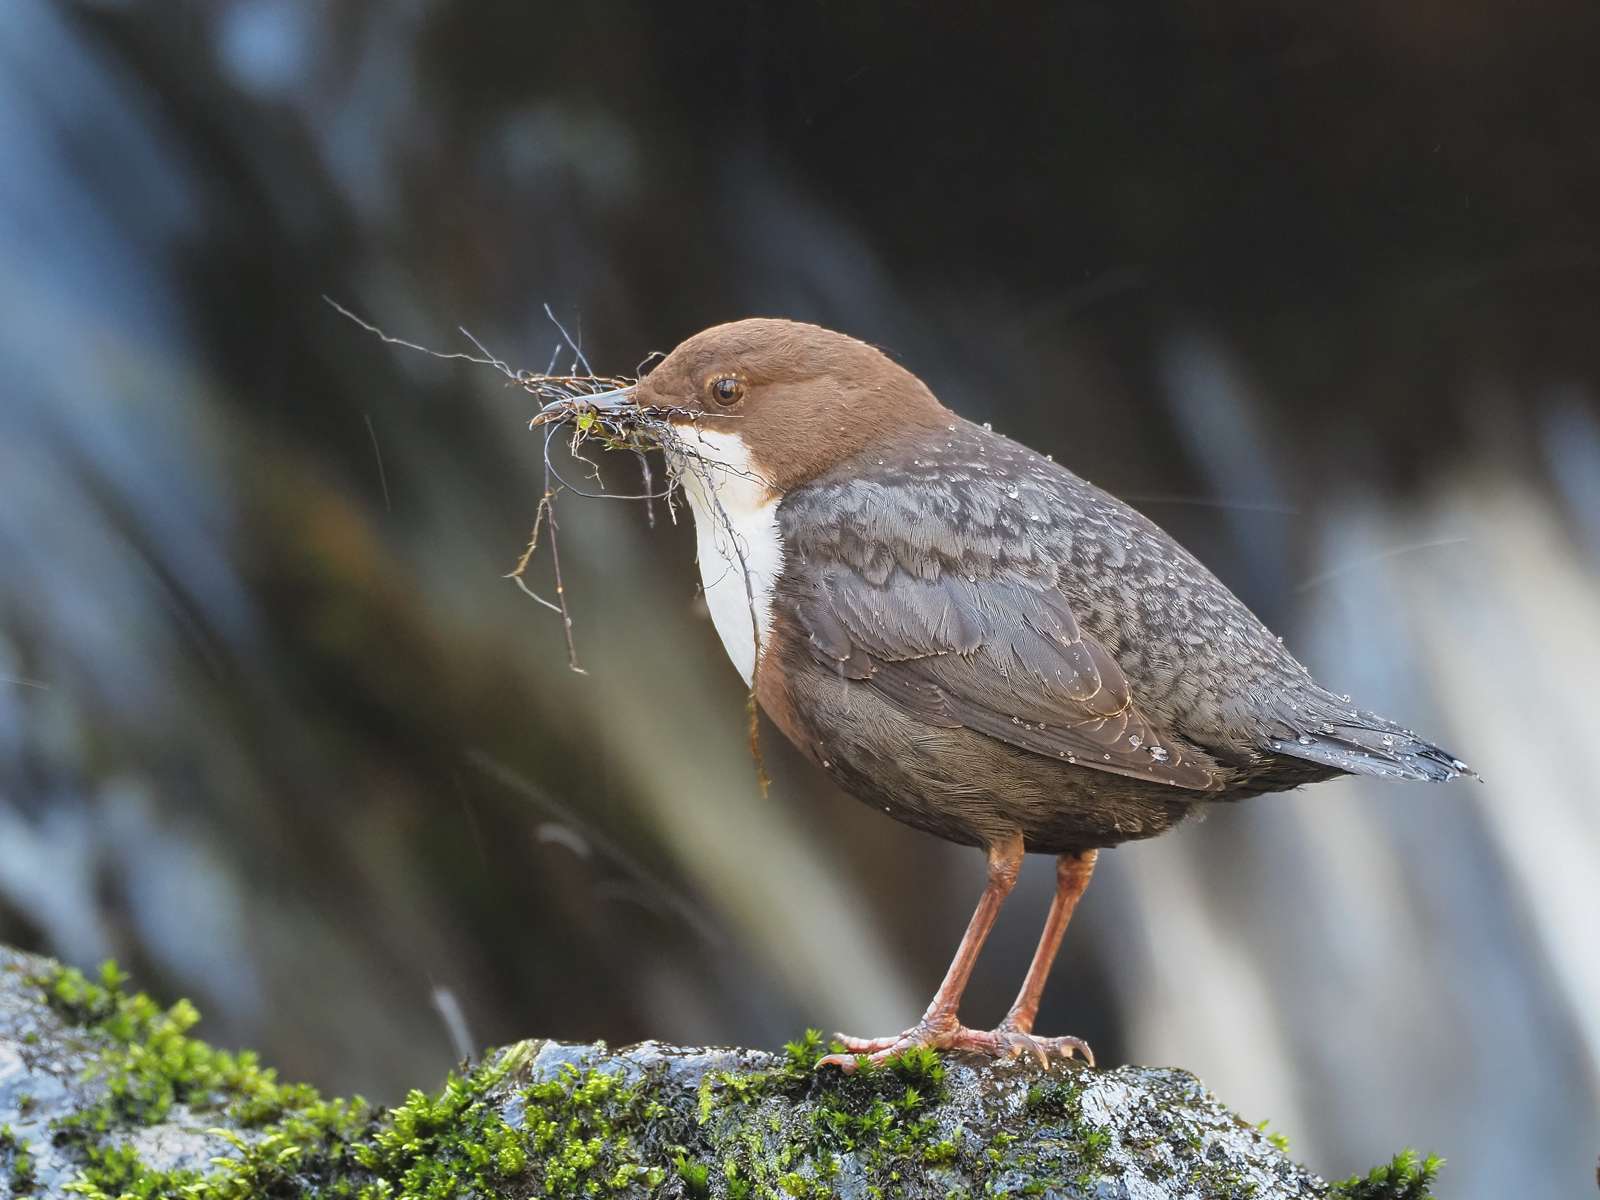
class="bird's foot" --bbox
[992,1020,1095,1069]
[817,1019,1094,1071]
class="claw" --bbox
[815,1050,869,1072]
[994,1022,1095,1069]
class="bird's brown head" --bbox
[624,318,950,494]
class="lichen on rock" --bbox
[0,945,1439,1198]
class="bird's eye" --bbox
[710,377,744,406]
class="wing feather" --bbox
[794,562,1219,791]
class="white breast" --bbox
[666,427,783,687]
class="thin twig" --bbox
[542,302,594,376]
[506,484,563,615]
[362,412,392,513]
[635,450,657,528]
[541,476,584,674]
[456,326,521,381]
[323,296,513,376]
[505,438,587,673]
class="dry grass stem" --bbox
[328,299,772,789]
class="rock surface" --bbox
[515,1039,1327,1199]
[0,944,1400,1198]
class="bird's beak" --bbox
[538,384,638,421]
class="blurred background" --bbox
[2,0,1598,1193]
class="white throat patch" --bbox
[666,427,783,687]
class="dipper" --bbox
[540,319,1473,1069]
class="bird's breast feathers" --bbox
[667,426,784,687]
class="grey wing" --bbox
[792,560,1223,792]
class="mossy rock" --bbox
[0,945,1438,1198]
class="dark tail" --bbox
[1269,705,1477,783]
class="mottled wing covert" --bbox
[794,562,1220,791]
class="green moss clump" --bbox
[42,961,362,1138]
[36,962,372,1199]
[64,1143,198,1199]
[675,1152,711,1197]
[352,1049,535,1199]
[692,1032,957,1194]
[1331,1149,1443,1200]
[2,1123,40,1195]
[1254,1120,1290,1154]
[516,1058,671,1195]
[34,961,692,1198]
[781,1030,827,1073]
[1018,1075,1112,1189]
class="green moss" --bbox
[1331,1149,1443,1200]
[33,963,367,1198]
[2,1123,40,1195]
[353,1049,534,1198]
[517,1058,673,1195]
[1013,1074,1111,1189]
[63,1144,198,1200]
[686,1034,967,1195]
[781,1029,826,1073]
[1254,1120,1290,1154]
[675,1152,711,1197]
[35,961,713,1198]
[22,960,1396,1199]
[42,961,360,1141]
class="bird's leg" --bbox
[820,834,1023,1070]
[821,842,1097,1071]
[911,833,1025,1030]
[993,849,1097,1066]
